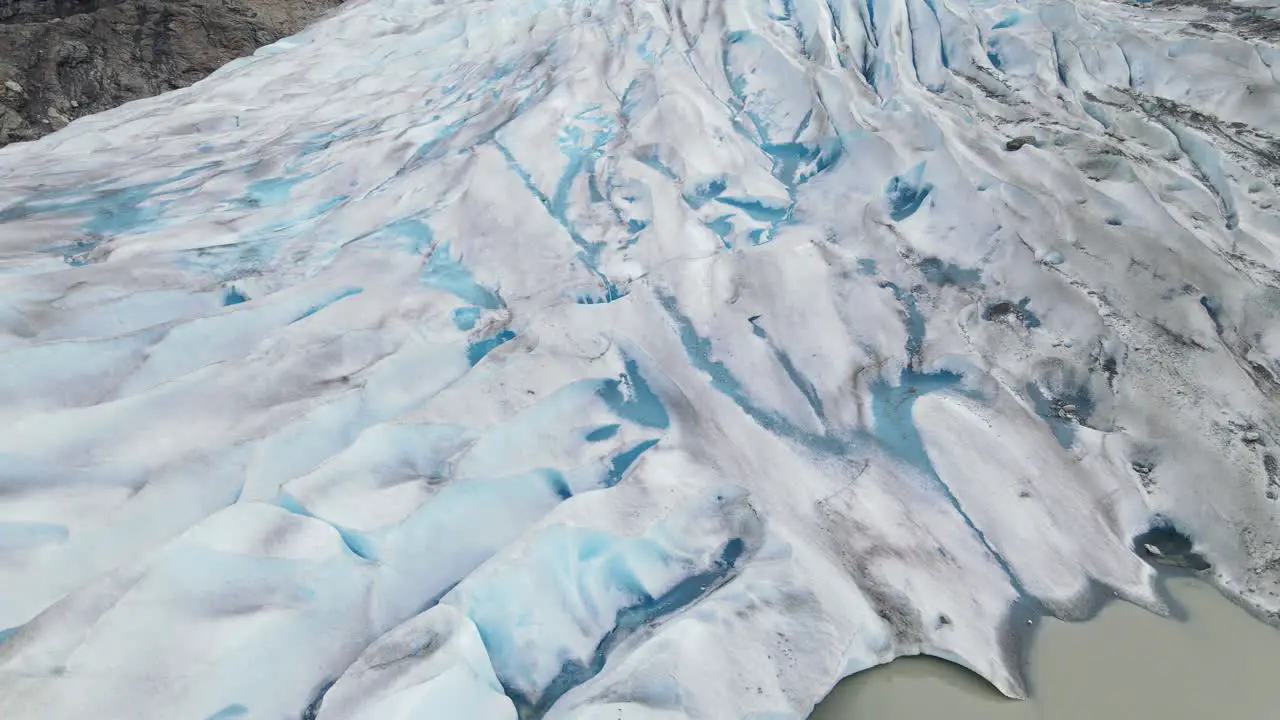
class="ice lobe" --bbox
[0,504,376,719]
[315,604,517,720]
[1,0,1279,717]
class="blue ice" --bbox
[446,491,755,717]
[422,240,505,309]
[585,424,622,442]
[885,162,934,221]
[466,329,516,366]
[452,306,482,330]
[596,355,671,430]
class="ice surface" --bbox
[1,0,1279,717]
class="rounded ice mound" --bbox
[1,0,1279,718]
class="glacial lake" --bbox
[811,576,1280,720]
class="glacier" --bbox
[1,0,1279,717]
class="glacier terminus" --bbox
[1,0,1280,717]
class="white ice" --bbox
[1,0,1279,717]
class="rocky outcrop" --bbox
[0,0,344,146]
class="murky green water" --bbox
[812,577,1280,720]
